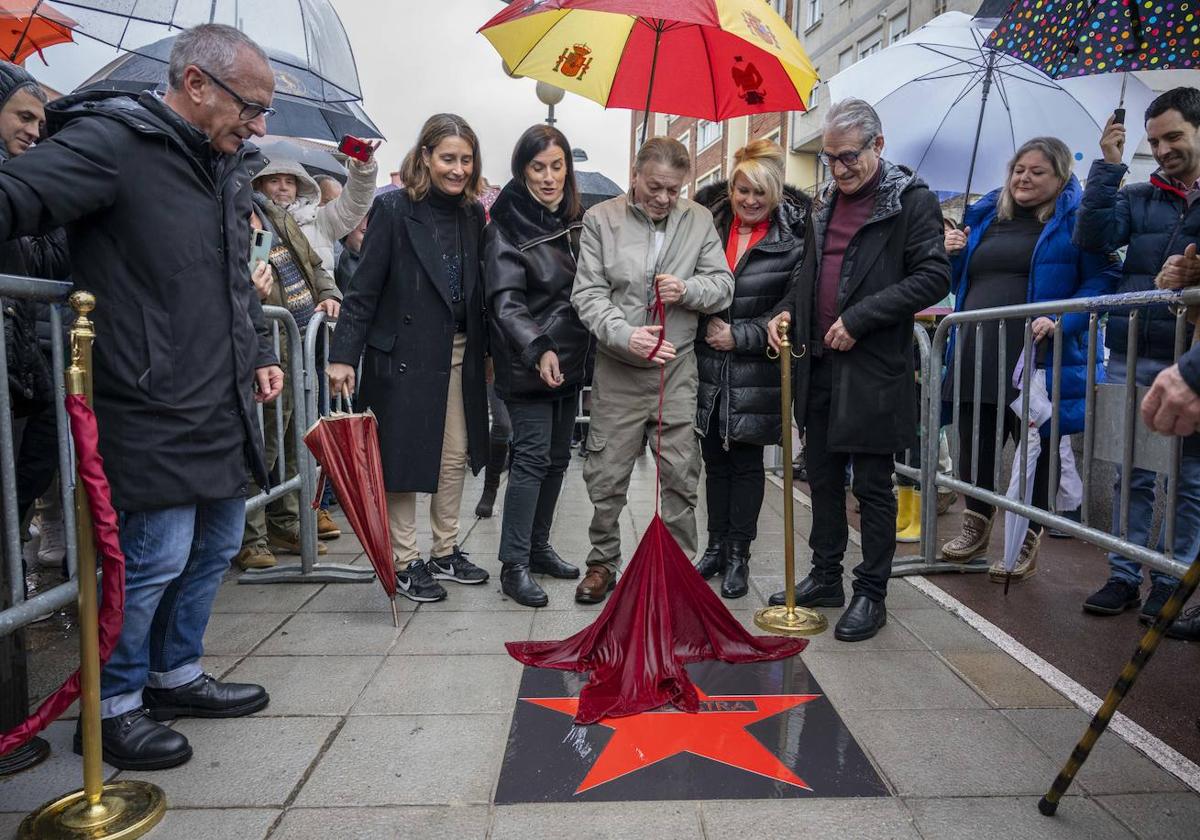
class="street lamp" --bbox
[536,81,565,125]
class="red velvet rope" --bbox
[0,394,126,755]
[646,287,666,509]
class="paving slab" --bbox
[0,720,116,812]
[352,654,522,716]
[420,579,557,612]
[211,581,321,613]
[1003,709,1186,795]
[939,650,1073,709]
[891,607,998,652]
[841,708,1063,797]
[298,580,417,614]
[271,805,491,839]
[199,612,289,656]
[255,611,407,656]
[490,802,702,839]
[700,798,919,839]
[223,655,383,716]
[119,716,336,808]
[905,796,1135,840]
[140,808,279,840]
[801,650,990,711]
[391,610,533,655]
[1094,792,1200,839]
[294,714,508,806]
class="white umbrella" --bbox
[826,11,1154,198]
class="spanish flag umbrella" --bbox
[2,1,75,65]
[479,0,819,142]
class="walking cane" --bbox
[755,319,827,637]
[1039,551,1200,816]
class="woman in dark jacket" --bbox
[328,114,490,604]
[940,136,1120,582]
[484,124,591,607]
[694,140,810,599]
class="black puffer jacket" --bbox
[483,179,591,401]
[1075,160,1200,361]
[694,181,810,446]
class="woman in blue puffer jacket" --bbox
[940,136,1121,581]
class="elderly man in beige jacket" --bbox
[571,137,734,603]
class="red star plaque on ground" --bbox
[524,686,821,794]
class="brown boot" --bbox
[316,509,341,540]
[941,510,992,562]
[235,543,276,570]
[989,528,1041,582]
[267,527,328,556]
[575,565,615,604]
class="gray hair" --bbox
[635,136,691,174]
[168,24,269,90]
[823,98,883,144]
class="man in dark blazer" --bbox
[766,98,950,642]
[0,25,283,769]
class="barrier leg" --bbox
[19,293,164,839]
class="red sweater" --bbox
[817,169,881,341]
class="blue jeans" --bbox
[1105,357,1200,588]
[100,498,245,719]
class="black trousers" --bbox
[700,402,766,543]
[16,403,58,523]
[956,401,1050,519]
[804,357,896,603]
[497,394,576,565]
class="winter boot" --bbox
[896,490,922,544]
[989,527,1040,582]
[720,540,750,599]
[895,487,913,534]
[941,509,992,562]
[694,537,727,579]
[474,439,508,518]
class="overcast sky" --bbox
[26,0,632,188]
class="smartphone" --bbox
[339,134,372,163]
[1113,108,1126,125]
[248,228,273,271]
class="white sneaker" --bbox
[36,516,66,568]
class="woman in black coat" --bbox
[328,114,490,604]
[694,140,810,599]
[484,124,592,607]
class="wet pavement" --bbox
[2,456,1198,839]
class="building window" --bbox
[857,29,882,60]
[889,9,909,43]
[680,184,690,200]
[697,119,723,151]
[697,166,722,191]
[933,0,948,14]
[804,0,821,28]
[762,127,782,144]
[837,47,854,74]
[768,0,788,19]
[677,130,691,153]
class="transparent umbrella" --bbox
[19,0,361,103]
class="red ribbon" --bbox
[0,394,126,756]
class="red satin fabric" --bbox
[0,394,126,755]
[506,514,808,724]
[303,411,396,599]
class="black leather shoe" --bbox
[74,708,192,771]
[694,538,726,579]
[530,545,580,579]
[834,595,887,642]
[144,674,269,721]
[768,575,845,608]
[720,540,750,599]
[501,563,549,607]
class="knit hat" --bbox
[0,61,41,111]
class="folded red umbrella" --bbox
[506,293,808,723]
[304,409,398,624]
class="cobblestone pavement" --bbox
[3,457,1198,839]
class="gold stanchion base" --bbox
[19,781,166,840]
[754,606,829,637]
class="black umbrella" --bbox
[21,0,362,103]
[74,35,383,142]
[576,170,622,210]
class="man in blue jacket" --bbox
[1076,87,1200,622]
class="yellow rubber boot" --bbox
[895,486,912,535]
[897,491,923,543]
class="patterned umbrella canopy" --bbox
[985,0,1200,77]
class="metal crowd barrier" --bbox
[0,274,77,637]
[238,309,373,585]
[894,287,1200,580]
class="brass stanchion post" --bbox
[755,319,827,637]
[20,292,165,840]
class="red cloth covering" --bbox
[0,394,126,755]
[505,287,807,724]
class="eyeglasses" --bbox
[818,139,874,169]
[197,67,276,122]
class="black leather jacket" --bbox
[483,179,591,401]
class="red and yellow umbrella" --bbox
[480,0,818,130]
[2,1,75,65]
